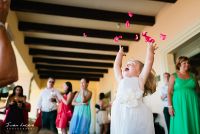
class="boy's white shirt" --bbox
[159,82,168,107]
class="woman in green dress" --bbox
[168,56,200,134]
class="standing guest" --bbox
[111,43,157,134]
[96,92,110,134]
[56,81,74,134]
[0,85,26,131]
[0,0,18,87]
[69,78,92,134]
[168,56,200,134]
[36,77,63,134]
[160,72,170,132]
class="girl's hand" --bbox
[168,107,175,116]
[147,42,158,54]
[119,45,126,56]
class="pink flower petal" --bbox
[160,33,167,40]
[145,36,151,42]
[114,35,123,42]
[135,34,139,40]
[83,32,87,37]
[142,31,147,36]
[141,31,155,43]
[128,12,133,18]
[125,20,130,28]
[149,38,155,43]
[114,36,119,42]
[118,35,123,39]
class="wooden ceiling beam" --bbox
[25,37,129,52]
[29,48,116,61]
[19,21,139,41]
[150,0,177,3]
[11,0,155,26]
[33,57,113,68]
[38,70,104,78]
[36,64,108,73]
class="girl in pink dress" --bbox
[56,82,74,134]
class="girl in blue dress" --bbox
[69,78,92,134]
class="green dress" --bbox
[170,73,200,134]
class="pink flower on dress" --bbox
[116,89,143,108]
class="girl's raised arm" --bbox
[114,46,125,82]
[139,43,157,87]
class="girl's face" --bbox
[179,60,190,71]
[63,83,69,92]
[122,60,141,77]
[15,87,22,96]
[80,79,88,90]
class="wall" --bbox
[7,11,41,87]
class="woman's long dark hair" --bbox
[65,82,73,95]
[10,85,24,97]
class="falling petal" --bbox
[141,32,155,43]
[83,32,87,37]
[135,34,139,40]
[118,35,123,39]
[125,20,130,28]
[114,36,119,42]
[128,12,133,18]
[142,31,147,36]
[114,35,123,42]
[149,38,155,43]
[145,36,151,42]
[160,33,167,40]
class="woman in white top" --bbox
[96,92,111,134]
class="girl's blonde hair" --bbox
[136,60,157,96]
